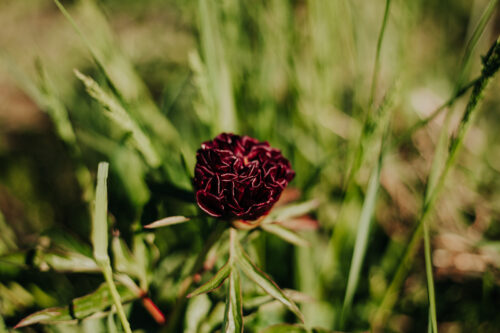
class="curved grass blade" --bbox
[187,261,232,298]
[144,216,190,229]
[222,269,243,333]
[261,223,309,247]
[235,243,304,323]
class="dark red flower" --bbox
[194,133,295,221]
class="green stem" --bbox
[93,162,132,333]
[423,220,437,333]
[229,227,237,263]
[369,0,392,106]
[166,222,227,332]
[99,259,132,333]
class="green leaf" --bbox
[223,269,243,333]
[235,243,304,323]
[144,216,190,229]
[188,261,232,298]
[14,283,136,328]
[259,324,308,333]
[261,223,309,247]
[262,200,319,225]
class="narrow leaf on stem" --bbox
[223,269,243,333]
[187,261,232,298]
[261,223,309,247]
[144,216,190,229]
[235,242,304,323]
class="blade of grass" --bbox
[340,125,387,327]
[423,220,437,333]
[93,162,132,333]
[197,0,238,134]
[455,0,499,91]
[321,84,396,280]
[75,70,161,168]
[419,96,455,332]
[369,0,392,106]
[373,37,500,330]
[53,0,182,150]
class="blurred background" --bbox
[1,0,500,332]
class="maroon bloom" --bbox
[194,133,295,221]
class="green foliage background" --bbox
[0,0,500,332]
